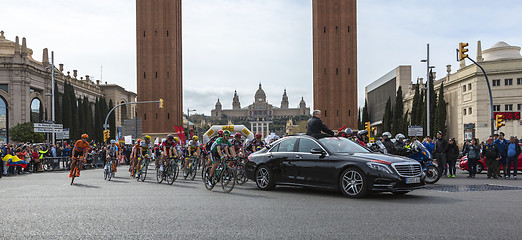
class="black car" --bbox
[245,135,425,198]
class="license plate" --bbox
[406,177,420,184]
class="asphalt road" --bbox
[1,166,521,239]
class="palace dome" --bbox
[482,41,522,61]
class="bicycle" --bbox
[136,155,152,182]
[156,156,178,185]
[104,158,114,181]
[204,157,236,193]
[70,156,85,185]
[231,157,248,185]
[183,156,198,180]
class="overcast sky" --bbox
[2,0,521,115]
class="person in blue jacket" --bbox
[494,132,509,178]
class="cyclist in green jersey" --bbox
[208,130,236,186]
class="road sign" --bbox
[34,128,62,133]
[56,128,70,139]
[408,126,424,137]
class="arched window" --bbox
[30,98,42,123]
[0,96,7,142]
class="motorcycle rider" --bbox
[382,132,395,154]
[394,134,408,156]
[355,130,369,147]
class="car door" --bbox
[265,138,297,183]
[294,138,337,186]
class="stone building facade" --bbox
[0,31,136,142]
[211,84,310,137]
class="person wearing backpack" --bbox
[482,137,501,179]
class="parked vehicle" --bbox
[245,136,425,198]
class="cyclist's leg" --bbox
[69,158,76,177]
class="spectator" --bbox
[31,146,40,173]
[482,137,501,179]
[462,139,471,156]
[434,131,449,177]
[506,136,521,179]
[494,132,509,178]
[466,138,481,178]
[422,137,435,155]
[306,110,334,139]
[446,138,459,178]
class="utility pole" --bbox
[51,51,55,144]
[421,44,433,137]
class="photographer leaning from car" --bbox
[306,110,334,139]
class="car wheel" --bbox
[477,162,483,174]
[339,168,368,198]
[255,166,275,191]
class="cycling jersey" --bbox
[73,140,90,158]
[162,140,176,156]
[247,140,265,152]
[140,141,151,155]
[211,137,231,153]
[231,139,243,153]
[187,140,201,151]
[108,145,118,157]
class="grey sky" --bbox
[1,0,521,115]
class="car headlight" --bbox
[366,162,393,174]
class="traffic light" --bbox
[159,99,164,109]
[103,130,110,142]
[458,42,469,61]
[496,114,505,129]
[365,122,371,133]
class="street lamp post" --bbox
[51,51,55,144]
[421,44,435,137]
[187,109,196,130]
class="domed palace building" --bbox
[211,84,310,137]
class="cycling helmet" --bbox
[223,130,231,136]
[174,137,179,142]
[344,128,353,135]
[395,133,405,141]
[193,136,198,141]
[110,139,116,144]
[144,135,151,141]
[255,133,262,138]
[81,134,89,139]
[167,134,174,140]
[234,132,242,138]
[136,139,142,144]
[382,132,392,139]
[217,130,224,136]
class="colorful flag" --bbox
[3,154,28,169]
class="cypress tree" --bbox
[78,97,85,136]
[362,100,369,126]
[382,97,392,133]
[416,90,424,127]
[392,86,404,135]
[62,81,72,131]
[54,81,62,124]
[411,83,420,125]
[403,110,410,135]
[108,99,116,141]
[435,83,447,135]
[358,108,363,130]
[428,70,437,136]
[83,96,93,138]
[94,98,101,143]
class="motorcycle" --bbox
[366,141,388,154]
[407,140,440,184]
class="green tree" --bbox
[382,97,392,133]
[362,100,369,127]
[83,96,93,138]
[416,89,424,127]
[94,98,101,143]
[61,81,72,132]
[435,83,447,135]
[411,83,420,125]
[403,110,410,135]
[427,70,437,136]
[358,108,362,130]
[9,122,44,143]
[108,99,116,141]
[78,97,85,135]
[54,81,62,123]
[392,86,404,135]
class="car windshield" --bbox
[318,137,370,154]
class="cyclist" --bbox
[105,139,119,172]
[232,132,246,158]
[184,135,201,177]
[247,133,265,153]
[208,130,236,187]
[69,134,90,178]
[130,139,141,176]
[160,134,178,172]
[137,135,152,174]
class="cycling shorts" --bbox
[211,152,222,164]
[73,150,84,159]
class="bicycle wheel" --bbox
[166,165,176,185]
[235,163,248,185]
[70,166,76,185]
[189,163,197,180]
[204,167,215,190]
[156,166,164,183]
[140,163,148,182]
[104,166,108,180]
[221,167,236,193]
[107,163,113,181]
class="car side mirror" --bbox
[310,148,325,155]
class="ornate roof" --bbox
[254,83,266,102]
[483,41,522,61]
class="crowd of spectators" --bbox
[1,140,132,179]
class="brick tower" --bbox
[136,0,183,136]
[312,0,357,130]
